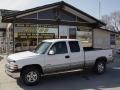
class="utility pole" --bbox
[99,0,101,19]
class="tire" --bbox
[94,60,106,75]
[21,67,41,86]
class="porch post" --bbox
[58,23,59,39]
[12,22,15,53]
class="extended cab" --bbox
[5,39,114,86]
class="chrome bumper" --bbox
[5,64,20,79]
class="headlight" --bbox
[9,65,18,70]
[7,61,18,70]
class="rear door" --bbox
[68,41,84,69]
[45,41,70,73]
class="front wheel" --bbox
[94,61,106,74]
[21,67,41,86]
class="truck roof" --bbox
[43,39,78,42]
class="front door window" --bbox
[50,42,68,54]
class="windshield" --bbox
[34,42,52,54]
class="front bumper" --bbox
[5,64,20,79]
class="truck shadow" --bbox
[16,55,120,90]
[16,68,120,90]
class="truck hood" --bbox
[7,51,39,61]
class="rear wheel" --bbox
[94,60,106,74]
[21,67,41,86]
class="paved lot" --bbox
[0,54,120,90]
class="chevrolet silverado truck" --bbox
[5,39,114,86]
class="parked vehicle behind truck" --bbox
[5,39,114,86]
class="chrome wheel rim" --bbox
[26,71,38,83]
[98,63,104,73]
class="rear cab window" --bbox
[69,41,80,52]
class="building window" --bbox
[110,34,116,45]
[77,27,93,47]
[14,24,58,52]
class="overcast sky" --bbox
[0,0,120,19]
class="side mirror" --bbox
[49,50,55,55]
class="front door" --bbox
[45,41,70,73]
[69,28,76,39]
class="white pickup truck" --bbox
[5,39,114,86]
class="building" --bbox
[2,1,116,53]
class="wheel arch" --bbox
[95,56,107,64]
[21,64,44,75]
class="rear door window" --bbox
[69,41,80,52]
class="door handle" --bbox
[65,55,70,59]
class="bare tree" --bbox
[101,11,120,32]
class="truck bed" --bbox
[84,47,106,51]
[84,47,113,64]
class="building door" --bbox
[69,28,76,39]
